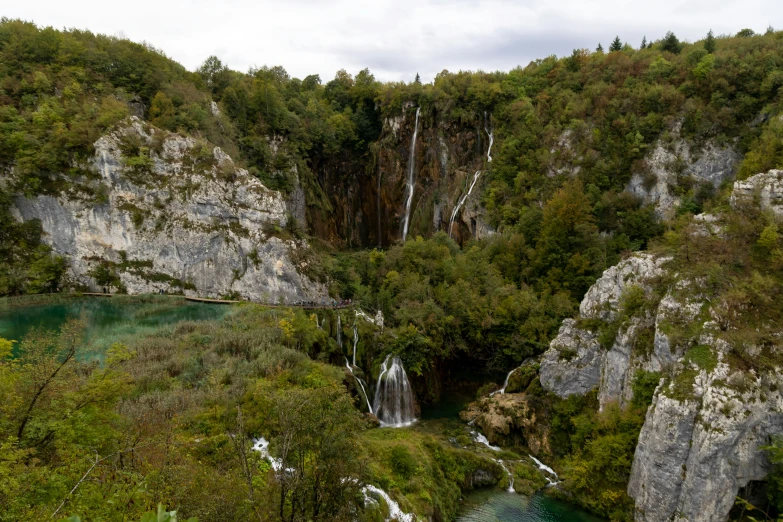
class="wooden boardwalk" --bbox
[81,291,353,310]
[184,296,240,304]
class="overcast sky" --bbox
[4,0,780,83]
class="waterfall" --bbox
[448,170,482,238]
[346,359,373,412]
[485,112,494,163]
[529,455,560,486]
[337,314,342,348]
[252,437,287,473]
[489,367,519,396]
[471,430,501,451]
[372,355,417,427]
[493,459,515,493]
[362,485,414,522]
[401,107,420,242]
[352,321,359,366]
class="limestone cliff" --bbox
[537,171,783,521]
[627,122,738,219]
[12,118,324,301]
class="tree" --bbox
[596,42,604,53]
[197,55,231,98]
[414,72,421,84]
[704,29,716,53]
[262,386,368,522]
[736,28,755,38]
[609,36,623,52]
[640,36,647,49]
[661,31,682,54]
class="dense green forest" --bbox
[1,17,783,522]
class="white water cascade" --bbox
[447,170,482,238]
[493,459,515,493]
[352,321,359,366]
[251,437,287,473]
[401,107,421,242]
[529,455,561,486]
[471,430,501,451]
[489,366,519,397]
[484,112,494,163]
[372,355,417,427]
[362,484,414,522]
[345,358,374,412]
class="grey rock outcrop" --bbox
[12,118,324,301]
[730,169,783,216]
[540,253,670,408]
[628,335,783,522]
[539,319,603,397]
[628,130,738,219]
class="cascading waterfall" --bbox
[484,111,494,163]
[489,358,532,396]
[345,358,373,412]
[489,366,518,396]
[352,321,359,366]
[401,107,421,242]
[372,355,417,427]
[471,430,501,451]
[448,170,482,238]
[256,437,414,521]
[493,459,515,493]
[362,485,414,522]
[529,455,561,486]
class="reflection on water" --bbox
[457,490,604,522]
[0,296,230,359]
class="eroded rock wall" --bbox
[12,118,324,301]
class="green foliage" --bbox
[630,370,661,409]
[609,36,623,52]
[661,31,682,54]
[684,344,718,372]
[704,30,717,53]
[762,435,783,514]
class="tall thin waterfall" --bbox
[448,170,482,238]
[352,321,359,366]
[401,107,421,242]
[346,359,373,412]
[485,112,494,163]
[372,355,417,427]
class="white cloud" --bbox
[4,0,779,83]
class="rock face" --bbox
[628,336,783,522]
[460,392,551,455]
[730,169,783,216]
[12,118,324,301]
[308,105,495,247]
[627,130,738,219]
[540,253,670,409]
[537,177,783,520]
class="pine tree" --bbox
[704,29,716,53]
[641,36,647,49]
[414,72,421,84]
[596,43,604,53]
[661,31,681,54]
[609,36,623,52]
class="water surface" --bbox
[457,490,604,522]
[0,295,230,359]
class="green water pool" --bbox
[457,489,604,522]
[0,295,231,359]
